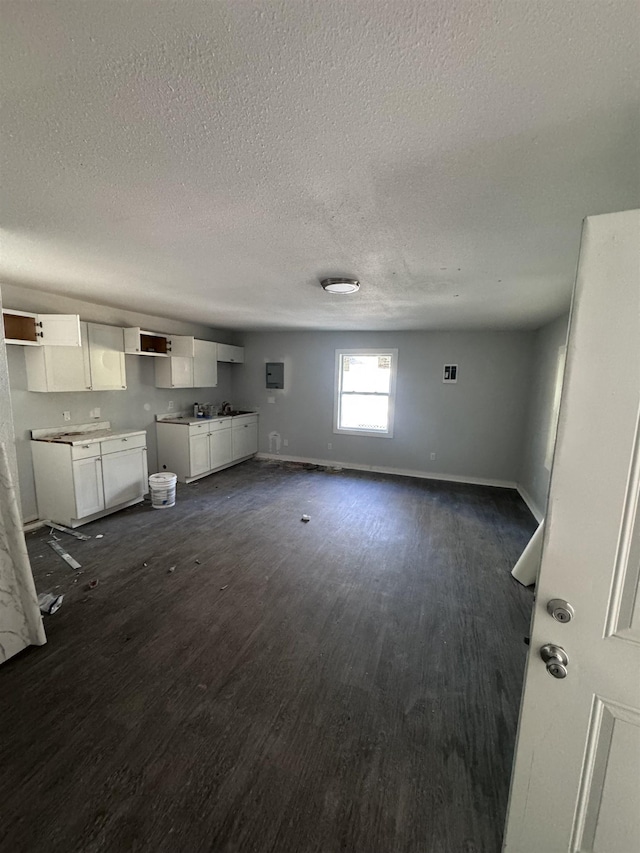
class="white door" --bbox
[87,323,126,390]
[72,456,105,517]
[101,448,147,508]
[503,210,640,852]
[193,339,218,387]
[209,427,233,469]
[189,432,210,476]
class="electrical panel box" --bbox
[266,362,284,389]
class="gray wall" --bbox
[233,330,535,485]
[3,284,236,521]
[518,314,569,518]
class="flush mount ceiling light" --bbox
[320,277,360,294]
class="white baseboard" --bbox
[516,485,544,523]
[23,519,44,533]
[256,453,518,491]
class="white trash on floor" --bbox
[149,472,178,509]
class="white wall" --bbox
[518,314,570,518]
[233,330,535,486]
[2,284,238,521]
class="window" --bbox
[334,349,398,437]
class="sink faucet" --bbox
[220,401,232,415]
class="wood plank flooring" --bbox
[0,460,535,853]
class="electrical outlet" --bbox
[63,411,71,421]
[90,407,100,419]
[168,400,174,410]
[327,442,332,450]
[430,452,437,461]
[283,438,289,447]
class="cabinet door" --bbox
[25,338,90,392]
[189,432,210,476]
[193,340,218,387]
[168,336,195,357]
[73,456,105,517]
[101,447,148,508]
[209,428,233,469]
[217,343,244,363]
[171,356,194,388]
[36,314,82,346]
[87,323,127,390]
[232,422,258,460]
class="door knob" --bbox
[540,643,569,679]
[547,599,575,623]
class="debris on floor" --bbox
[95,534,104,539]
[220,584,228,591]
[143,562,148,567]
[301,514,310,522]
[47,539,81,569]
[168,566,176,573]
[37,592,64,615]
[44,521,91,541]
[194,559,201,565]
[85,579,99,590]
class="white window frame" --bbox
[333,348,398,438]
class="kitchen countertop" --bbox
[31,422,146,446]
[157,412,258,426]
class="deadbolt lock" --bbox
[547,598,575,624]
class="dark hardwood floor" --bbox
[0,460,535,853]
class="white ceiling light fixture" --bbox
[321,278,360,294]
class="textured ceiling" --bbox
[1,1,638,331]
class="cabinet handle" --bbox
[122,438,128,442]
[82,444,90,448]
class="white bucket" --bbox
[149,472,177,509]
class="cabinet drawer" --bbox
[71,442,101,460]
[231,415,258,428]
[188,422,211,436]
[101,433,146,455]
[209,418,231,432]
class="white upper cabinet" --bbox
[193,340,218,387]
[25,322,126,392]
[154,339,217,388]
[85,323,127,390]
[155,355,194,388]
[216,343,244,363]
[124,327,195,358]
[3,309,81,347]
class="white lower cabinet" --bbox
[157,414,257,483]
[232,418,258,461]
[102,444,149,508]
[31,432,148,527]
